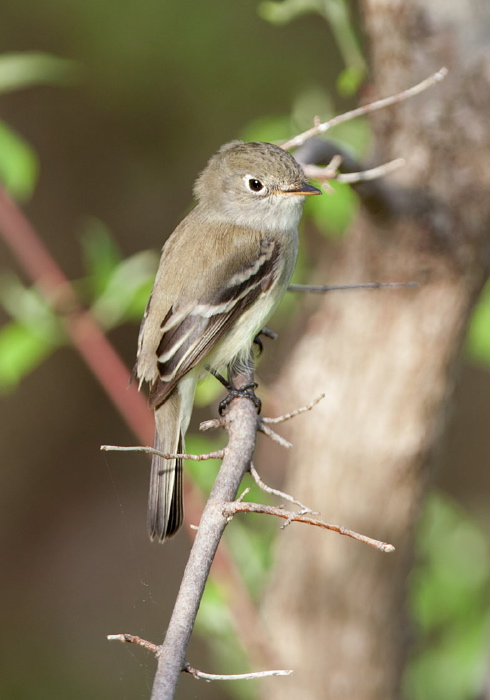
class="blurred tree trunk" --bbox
[260,1,490,698]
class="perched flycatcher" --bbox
[135,140,321,542]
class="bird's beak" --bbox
[279,182,322,196]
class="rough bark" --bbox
[260,2,490,699]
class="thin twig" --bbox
[337,158,405,183]
[199,417,223,432]
[249,463,313,512]
[107,634,159,654]
[107,633,292,681]
[257,421,293,449]
[288,281,417,293]
[261,394,325,425]
[302,154,342,191]
[184,663,293,681]
[302,157,405,184]
[281,67,448,151]
[101,444,225,462]
[223,502,395,553]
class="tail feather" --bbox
[147,394,184,542]
[165,434,184,536]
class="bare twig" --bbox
[249,463,313,512]
[337,158,405,183]
[261,393,325,425]
[302,157,405,184]
[223,501,395,553]
[199,417,223,432]
[101,444,225,462]
[288,281,417,293]
[281,67,448,151]
[184,664,293,681]
[257,421,293,449]
[107,634,159,654]
[107,633,292,681]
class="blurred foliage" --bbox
[259,0,366,96]
[0,121,38,201]
[0,8,489,699]
[0,51,77,94]
[194,577,257,700]
[81,219,158,328]
[0,222,158,392]
[404,493,490,700]
[0,52,78,201]
[306,179,359,237]
[0,273,63,389]
[466,279,490,366]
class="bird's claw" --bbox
[218,381,261,415]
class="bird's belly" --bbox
[205,288,280,373]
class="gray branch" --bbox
[150,366,259,700]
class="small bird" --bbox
[135,140,321,542]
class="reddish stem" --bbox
[0,184,153,444]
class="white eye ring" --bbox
[243,174,265,193]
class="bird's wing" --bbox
[147,236,280,409]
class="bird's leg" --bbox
[253,326,278,356]
[209,369,262,415]
[253,336,263,355]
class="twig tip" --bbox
[381,543,396,553]
[435,66,448,81]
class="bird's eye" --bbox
[247,178,263,192]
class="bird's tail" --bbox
[147,391,184,542]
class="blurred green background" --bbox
[1,1,490,699]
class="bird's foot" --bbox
[253,327,278,356]
[209,370,261,415]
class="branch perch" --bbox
[107,635,294,681]
[101,444,225,462]
[148,366,260,700]
[288,282,417,293]
[223,501,395,553]
[184,664,293,681]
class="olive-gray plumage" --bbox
[135,140,321,542]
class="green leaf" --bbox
[336,64,365,97]
[0,273,59,329]
[305,178,359,237]
[194,373,224,407]
[290,84,334,133]
[466,280,490,365]
[90,250,158,327]
[185,434,224,493]
[0,274,64,388]
[241,114,293,144]
[0,121,38,200]
[0,321,57,390]
[258,0,322,25]
[327,117,372,158]
[80,219,123,299]
[0,52,79,94]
